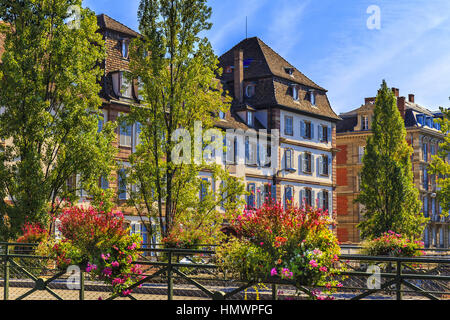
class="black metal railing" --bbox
[1,242,449,300]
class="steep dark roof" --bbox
[218,37,340,121]
[219,37,324,90]
[97,14,140,37]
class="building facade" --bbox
[336,89,450,248]
[217,37,340,216]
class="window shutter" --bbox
[318,156,322,176]
[311,190,316,207]
[298,153,302,175]
[318,192,323,209]
[329,192,332,213]
[327,127,332,143]
[311,124,315,139]
[300,190,304,206]
[271,185,277,202]
[311,154,315,173]
[101,176,109,190]
[318,125,323,141]
[301,121,305,138]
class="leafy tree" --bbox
[430,105,450,216]
[356,80,427,239]
[123,0,245,243]
[0,1,117,240]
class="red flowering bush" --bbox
[17,222,48,244]
[362,231,425,257]
[51,206,143,296]
[216,201,342,299]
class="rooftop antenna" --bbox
[245,16,248,39]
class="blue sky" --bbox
[84,0,450,114]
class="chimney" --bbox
[397,96,406,119]
[392,88,399,97]
[234,49,244,104]
[408,94,415,103]
[365,97,376,105]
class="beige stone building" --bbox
[336,88,449,248]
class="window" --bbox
[285,116,293,136]
[245,136,257,166]
[245,84,255,98]
[319,155,330,176]
[361,116,369,131]
[301,121,313,140]
[225,136,236,164]
[120,72,133,98]
[119,119,132,147]
[98,110,108,132]
[302,152,312,174]
[200,178,209,201]
[247,183,256,208]
[76,174,89,200]
[285,149,293,170]
[307,90,316,106]
[219,111,225,119]
[358,146,365,163]
[134,122,142,149]
[423,195,429,217]
[422,143,428,162]
[319,190,330,211]
[301,189,312,207]
[284,186,293,207]
[118,167,128,200]
[121,39,129,58]
[100,176,109,190]
[319,125,330,143]
[423,167,429,190]
[292,86,299,101]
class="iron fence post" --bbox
[168,250,173,300]
[79,269,85,301]
[396,260,402,300]
[272,284,278,300]
[3,244,9,301]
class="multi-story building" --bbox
[336,88,449,248]
[217,37,340,215]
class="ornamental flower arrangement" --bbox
[216,200,343,299]
[361,231,425,257]
[51,206,144,296]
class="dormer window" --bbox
[361,115,369,131]
[245,84,255,98]
[307,90,316,106]
[285,67,294,76]
[292,85,299,101]
[219,110,225,119]
[121,39,129,59]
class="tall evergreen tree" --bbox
[430,105,450,216]
[0,1,117,240]
[356,80,427,239]
[123,0,245,241]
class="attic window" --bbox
[245,84,255,98]
[292,85,299,101]
[307,89,316,106]
[285,67,294,76]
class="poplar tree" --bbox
[430,105,450,216]
[356,80,427,239]
[123,0,245,242]
[0,1,117,240]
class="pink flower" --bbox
[271,268,278,277]
[111,261,120,268]
[319,266,328,273]
[309,260,318,268]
